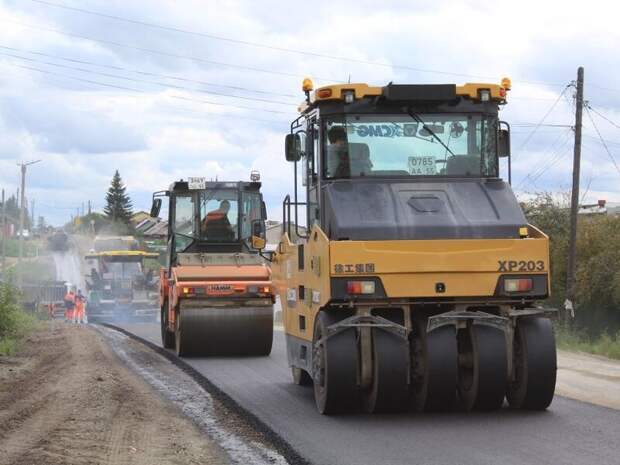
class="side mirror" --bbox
[498,128,511,158]
[285,133,302,162]
[251,236,267,250]
[252,219,265,237]
[150,198,162,218]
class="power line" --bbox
[29,0,568,86]
[582,133,620,147]
[0,49,294,107]
[530,146,572,185]
[516,128,573,189]
[3,60,291,114]
[515,127,572,189]
[511,123,573,128]
[515,84,573,153]
[15,1,620,95]
[2,18,343,83]
[2,62,291,120]
[584,104,620,177]
[586,105,620,131]
[580,172,594,203]
[0,44,297,99]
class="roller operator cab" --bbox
[274,78,557,414]
[153,176,275,357]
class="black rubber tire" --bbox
[313,311,359,414]
[411,320,458,412]
[161,302,175,349]
[363,329,410,413]
[458,324,507,411]
[291,366,313,386]
[507,317,557,410]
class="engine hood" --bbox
[322,178,526,241]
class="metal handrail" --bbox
[282,195,307,240]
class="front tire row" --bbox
[295,312,557,414]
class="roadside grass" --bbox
[0,283,39,356]
[555,324,620,360]
[12,255,56,283]
[2,238,41,258]
[6,256,56,283]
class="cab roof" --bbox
[85,250,159,259]
[169,180,261,192]
[298,80,511,113]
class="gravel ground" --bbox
[0,323,230,465]
[556,349,620,410]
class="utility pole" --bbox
[566,67,584,317]
[30,199,35,230]
[88,200,92,216]
[1,189,6,279]
[17,160,41,288]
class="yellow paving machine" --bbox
[270,78,556,414]
[85,249,159,320]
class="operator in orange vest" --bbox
[74,290,86,324]
[63,288,76,322]
[204,200,234,241]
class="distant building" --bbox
[578,199,607,216]
[266,220,307,251]
[143,221,168,239]
[130,211,152,226]
[605,202,620,216]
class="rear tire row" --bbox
[303,312,557,414]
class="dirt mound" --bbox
[0,323,228,465]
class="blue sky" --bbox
[0,0,619,225]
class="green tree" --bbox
[104,170,133,224]
[521,193,570,309]
[522,192,620,336]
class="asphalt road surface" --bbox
[117,321,620,465]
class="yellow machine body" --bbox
[274,224,549,342]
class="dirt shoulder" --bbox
[556,349,620,410]
[0,323,229,465]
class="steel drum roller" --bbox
[176,304,274,356]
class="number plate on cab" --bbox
[408,156,436,175]
[206,284,234,295]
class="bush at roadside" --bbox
[0,282,38,355]
[555,324,620,360]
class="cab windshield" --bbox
[323,114,498,179]
[171,188,263,251]
[101,260,142,280]
[200,189,239,242]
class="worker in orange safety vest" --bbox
[63,289,76,322]
[74,290,87,324]
[204,200,234,241]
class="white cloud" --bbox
[0,0,619,224]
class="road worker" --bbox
[74,290,86,324]
[47,303,55,319]
[63,288,76,322]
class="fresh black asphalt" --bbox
[118,322,620,465]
